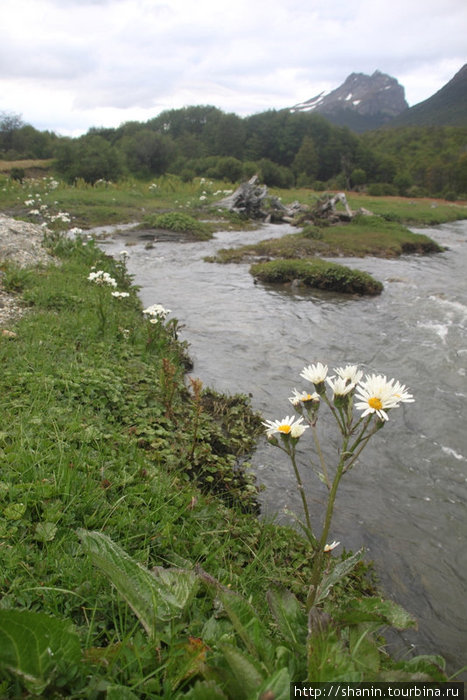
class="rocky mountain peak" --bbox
[291,70,408,130]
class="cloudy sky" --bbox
[1,0,466,137]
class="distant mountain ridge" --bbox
[387,63,467,128]
[291,70,408,132]
[291,65,467,132]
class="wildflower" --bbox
[288,388,320,406]
[326,375,355,398]
[87,270,117,288]
[111,291,130,298]
[119,250,129,258]
[262,415,308,439]
[68,227,83,236]
[143,304,171,320]
[324,541,340,552]
[334,364,363,385]
[300,362,328,385]
[390,379,415,405]
[355,373,412,421]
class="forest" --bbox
[1,106,467,198]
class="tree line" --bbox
[1,107,466,198]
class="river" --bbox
[100,219,467,675]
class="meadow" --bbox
[0,173,464,697]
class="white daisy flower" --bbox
[300,362,328,385]
[288,388,320,406]
[262,415,308,439]
[334,364,363,385]
[354,373,402,421]
[390,380,415,405]
[326,375,356,397]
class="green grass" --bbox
[270,187,467,226]
[0,235,333,695]
[251,258,383,295]
[0,173,253,232]
[0,216,453,694]
[211,214,443,264]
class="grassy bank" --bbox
[0,236,449,696]
[210,215,443,265]
[0,236,321,695]
[0,176,459,695]
[1,171,466,234]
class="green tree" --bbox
[350,168,367,188]
[120,129,175,177]
[55,135,124,183]
[0,111,25,155]
[292,135,319,183]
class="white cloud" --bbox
[1,0,465,135]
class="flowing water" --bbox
[101,219,467,673]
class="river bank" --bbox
[0,213,456,694]
[101,216,467,680]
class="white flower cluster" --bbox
[23,187,72,229]
[49,211,71,223]
[300,362,413,422]
[87,270,117,287]
[142,304,171,323]
[263,362,414,439]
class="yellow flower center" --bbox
[278,424,292,434]
[368,397,383,410]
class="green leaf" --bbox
[307,627,361,682]
[106,685,141,699]
[336,596,417,630]
[266,587,307,650]
[3,502,26,520]
[348,624,380,673]
[197,567,273,666]
[34,522,58,543]
[0,609,81,695]
[179,679,228,699]
[78,529,198,640]
[217,642,265,699]
[255,667,291,700]
[379,654,447,682]
[315,549,365,605]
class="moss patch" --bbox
[251,257,383,295]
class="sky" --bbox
[1,0,466,137]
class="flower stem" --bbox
[311,424,331,489]
[290,448,318,550]
[306,437,348,612]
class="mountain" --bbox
[291,70,408,132]
[386,63,467,128]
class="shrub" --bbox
[367,182,398,196]
[144,211,211,238]
[9,167,25,183]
